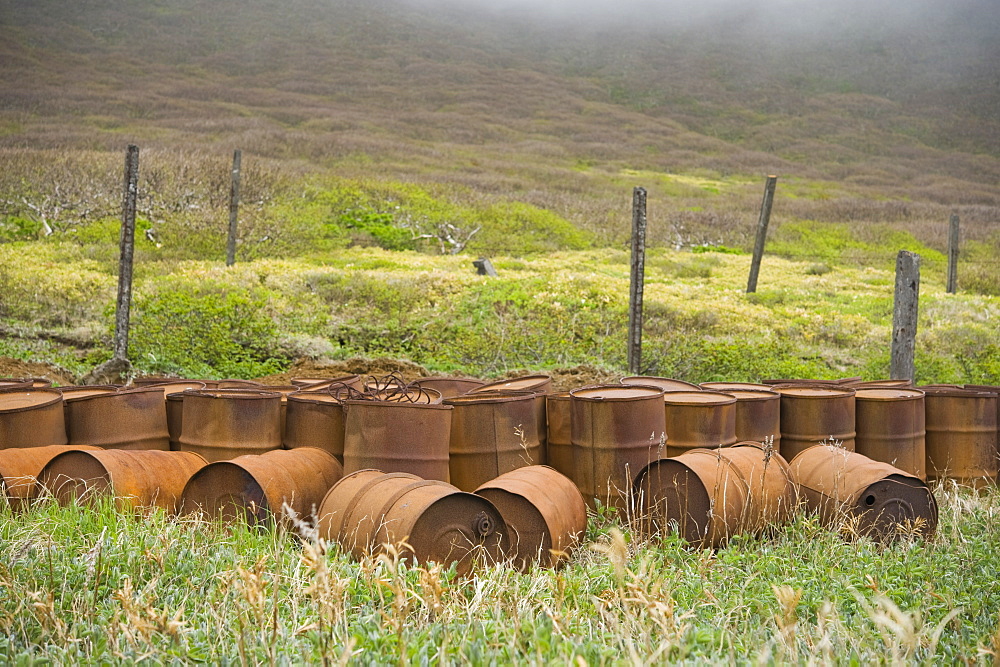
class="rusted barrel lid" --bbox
[700,381,771,391]
[570,384,665,401]
[183,388,282,400]
[444,390,535,406]
[720,388,779,401]
[411,377,486,398]
[287,391,342,406]
[764,378,843,386]
[0,379,33,390]
[132,376,184,386]
[56,386,119,399]
[775,385,856,399]
[920,385,997,397]
[0,387,64,413]
[146,381,207,397]
[634,449,749,547]
[474,465,587,570]
[662,390,737,406]
[788,444,937,540]
[216,379,265,389]
[621,376,700,391]
[470,375,552,395]
[855,387,925,402]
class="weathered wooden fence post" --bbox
[746,174,778,293]
[946,213,959,294]
[628,187,647,375]
[226,149,242,267]
[890,250,920,382]
[113,144,139,363]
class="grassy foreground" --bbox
[1,484,998,663]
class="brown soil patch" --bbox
[254,357,435,385]
[0,357,76,386]
[500,364,621,392]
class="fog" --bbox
[401,0,996,42]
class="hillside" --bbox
[1,0,999,255]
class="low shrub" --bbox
[128,279,287,378]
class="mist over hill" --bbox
[1,0,998,245]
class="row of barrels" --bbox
[0,445,584,573]
[0,438,935,576]
[1,373,998,498]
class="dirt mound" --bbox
[500,364,621,392]
[0,357,76,386]
[255,357,435,385]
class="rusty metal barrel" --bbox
[722,389,781,450]
[471,375,552,395]
[470,376,550,465]
[145,381,206,452]
[0,388,68,449]
[0,444,101,511]
[717,442,795,531]
[788,444,938,540]
[180,447,342,525]
[0,379,33,390]
[633,448,749,548]
[342,399,452,481]
[966,384,1000,468]
[622,376,700,391]
[38,449,207,514]
[316,469,508,575]
[570,384,666,511]
[545,392,573,480]
[776,385,856,460]
[922,387,998,487]
[854,387,926,479]
[412,377,486,398]
[662,391,738,457]
[445,391,541,492]
[177,389,282,463]
[474,465,587,570]
[64,386,169,451]
[283,392,346,461]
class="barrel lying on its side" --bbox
[788,444,937,541]
[317,469,507,575]
[180,447,343,525]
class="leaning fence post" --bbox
[746,175,778,293]
[113,144,139,363]
[946,213,959,294]
[226,149,242,266]
[890,250,920,382]
[628,187,647,375]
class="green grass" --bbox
[1,484,998,663]
[4,240,999,384]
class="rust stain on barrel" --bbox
[64,387,170,451]
[922,387,997,487]
[789,444,937,541]
[39,449,207,514]
[570,384,666,511]
[776,385,856,460]
[180,447,342,525]
[177,389,282,463]
[445,391,541,492]
[317,470,507,575]
[0,388,67,449]
[661,391,738,457]
[475,465,587,570]
[854,387,926,479]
